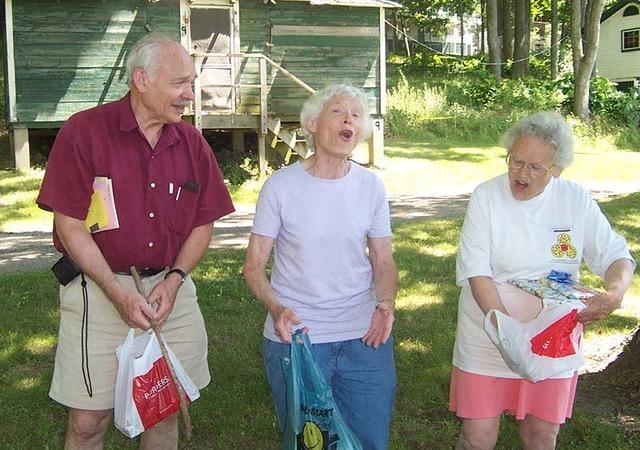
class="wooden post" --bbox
[5,0,18,124]
[259,57,268,175]
[10,128,30,172]
[379,7,387,116]
[194,56,203,131]
[368,118,384,169]
[403,27,411,58]
[258,134,267,176]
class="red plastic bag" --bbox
[132,354,181,429]
[114,329,200,438]
[530,309,580,358]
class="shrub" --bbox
[219,158,255,185]
[558,74,640,127]
[443,72,500,109]
[492,77,565,113]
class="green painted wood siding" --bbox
[239,0,381,120]
[10,0,382,126]
[12,0,178,126]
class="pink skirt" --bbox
[449,367,578,424]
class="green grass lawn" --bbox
[1,192,638,448]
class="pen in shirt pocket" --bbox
[175,186,182,201]
[169,182,174,195]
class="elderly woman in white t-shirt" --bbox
[450,111,635,450]
[243,84,398,450]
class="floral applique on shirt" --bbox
[551,232,577,259]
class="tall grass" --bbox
[386,72,449,133]
[386,70,513,144]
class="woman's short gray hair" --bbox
[125,34,175,88]
[300,84,373,151]
[501,111,574,168]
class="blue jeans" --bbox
[263,336,396,450]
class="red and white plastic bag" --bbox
[484,299,585,382]
[114,329,200,438]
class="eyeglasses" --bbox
[506,154,554,177]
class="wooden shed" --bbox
[3,0,400,172]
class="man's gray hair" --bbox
[125,34,177,88]
[300,84,373,151]
[501,111,575,168]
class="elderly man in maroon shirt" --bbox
[36,34,234,448]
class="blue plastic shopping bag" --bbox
[283,330,363,450]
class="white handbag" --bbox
[484,299,585,382]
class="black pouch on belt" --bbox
[51,254,81,286]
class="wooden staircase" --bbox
[266,117,311,164]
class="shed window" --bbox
[622,28,640,51]
[623,5,639,16]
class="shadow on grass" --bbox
[0,199,41,224]
[0,271,68,446]
[600,193,640,259]
[600,192,640,221]
[0,171,42,196]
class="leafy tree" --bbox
[447,0,477,56]
[400,0,477,56]
[400,0,452,38]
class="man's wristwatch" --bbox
[165,268,187,284]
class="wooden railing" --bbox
[190,52,315,136]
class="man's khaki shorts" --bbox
[49,271,210,410]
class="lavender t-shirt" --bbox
[252,161,392,343]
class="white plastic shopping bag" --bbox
[114,329,200,438]
[484,299,585,382]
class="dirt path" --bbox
[0,194,471,274]
[1,183,636,275]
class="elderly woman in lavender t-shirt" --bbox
[243,84,398,450]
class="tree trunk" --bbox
[500,0,514,61]
[459,10,465,57]
[487,0,502,81]
[559,0,571,71]
[512,0,531,78]
[551,0,559,79]
[578,327,640,409]
[602,327,640,379]
[390,10,398,54]
[571,0,605,120]
[481,0,486,54]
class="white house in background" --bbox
[423,14,482,56]
[596,0,640,91]
[387,13,482,56]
